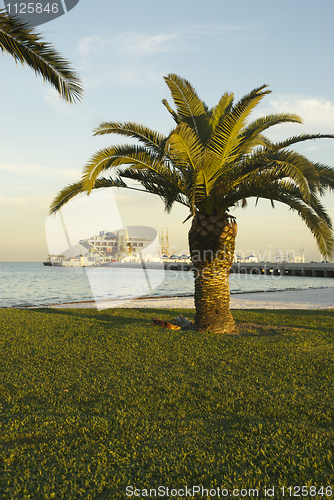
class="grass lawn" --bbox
[0,307,333,499]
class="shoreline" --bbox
[3,287,333,310]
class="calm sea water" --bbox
[0,262,334,308]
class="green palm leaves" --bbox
[50,74,334,258]
[0,8,83,103]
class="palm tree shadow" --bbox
[29,307,148,327]
[29,307,192,328]
[234,309,334,334]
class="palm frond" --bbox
[228,147,320,201]
[119,168,189,213]
[81,144,169,192]
[282,198,334,258]
[266,151,318,200]
[269,133,334,151]
[278,180,333,228]
[166,123,205,171]
[0,9,83,103]
[194,170,210,210]
[217,174,333,257]
[238,113,302,155]
[49,180,86,215]
[49,177,127,215]
[208,85,271,167]
[92,121,167,153]
[313,163,334,193]
[163,73,211,142]
[162,98,180,124]
[209,92,234,132]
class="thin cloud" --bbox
[117,33,177,56]
[78,32,177,59]
[251,95,334,145]
[184,22,257,35]
[77,64,164,90]
[43,87,84,117]
[262,96,334,130]
[78,35,105,57]
[76,23,263,90]
[77,24,256,59]
[0,162,80,181]
[0,195,52,214]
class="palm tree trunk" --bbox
[188,212,237,334]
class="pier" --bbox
[44,260,334,277]
[164,262,334,277]
[229,262,334,278]
[103,261,334,277]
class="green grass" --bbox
[0,307,333,499]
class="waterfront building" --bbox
[45,229,156,266]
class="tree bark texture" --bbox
[188,211,237,334]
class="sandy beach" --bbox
[50,287,334,310]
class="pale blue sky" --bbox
[1,0,334,261]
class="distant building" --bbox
[45,228,162,267]
[233,254,258,263]
[159,228,170,256]
[245,254,257,263]
[79,229,152,263]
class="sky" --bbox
[1,0,334,262]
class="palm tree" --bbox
[0,8,83,103]
[49,74,334,333]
